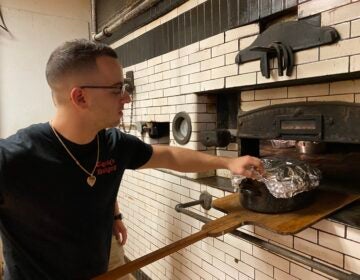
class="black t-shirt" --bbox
[0,123,153,279]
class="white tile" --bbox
[351,18,360,37]
[226,51,238,65]
[333,21,350,39]
[320,37,360,60]
[163,68,180,79]
[202,259,226,280]
[312,219,345,237]
[295,228,318,243]
[255,227,294,248]
[189,49,212,63]
[294,237,343,266]
[257,67,297,84]
[307,93,354,102]
[180,63,201,75]
[163,86,181,97]
[176,103,206,113]
[322,1,360,25]
[255,87,287,100]
[212,257,239,279]
[350,54,360,71]
[297,57,348,78]
[274,268,299,280]
[211,64,238,79]
[225,23,259,42]
[226,72,257,88]
[295,48,319,65]
[212,40,239,57]
[347,226,360,242]
[170,75,189,87]
[148,55,162,67]
[240,35,257,49]
[154,79,171,90]
[241,90,255,101]
[189,70,211,83]
[177,0,198,16]
[170,56,189,69]
[180,83,201,94]
[154,62,170,73]
[162,50,179,62]
[134,60,148,71]
[200,78,225,91]
[200,33,225,50]
[255,270,274,280]
[290,263,330,280]
[225,254,255,278]
[319,231,360,259]
[180,42,200,57]
[239,60,261,73]
[241,252,274,277]
[201,56,225,71]
[298,0,350,18]
[345,255,360,274]
[253,246,290,272]
[148,72,163,83]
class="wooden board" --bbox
[211,190,360,235]
[94,213,246,280]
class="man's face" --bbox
[81,56,131,129]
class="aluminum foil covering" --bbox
[231,157,321,198]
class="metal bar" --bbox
[92,0,161,41]
[175,202,360,280]
[90,0,96,38]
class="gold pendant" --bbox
[87,175,96,187]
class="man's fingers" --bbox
[121,231,128,245]
[245,156,264,174]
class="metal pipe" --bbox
[175,200,360,280]
[92,0,161,41]
[90,0,96,39]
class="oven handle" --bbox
[175,193,360,280]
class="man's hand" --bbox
[227,155,264,178]
[112,219,127,246]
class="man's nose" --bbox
[121,91,131,103]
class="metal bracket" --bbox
[175,191,212,213]
[235,20,340,78]
[124,71,135,94]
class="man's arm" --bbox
[140,145,263,178]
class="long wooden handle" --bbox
[93,229,208,280]
[93,213,244,280]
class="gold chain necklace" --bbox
[50,122,99,187]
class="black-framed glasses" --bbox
[79,83,128,97]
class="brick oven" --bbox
[94,0,360,279]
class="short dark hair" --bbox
[45,39,118,87]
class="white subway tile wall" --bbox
[117,1,360,279]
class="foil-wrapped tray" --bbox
[232,157,321,198]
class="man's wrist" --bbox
[114,213,123,221]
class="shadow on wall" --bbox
[0,7,14,138]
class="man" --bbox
[0,39,263,279]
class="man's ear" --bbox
[70,87,87,109]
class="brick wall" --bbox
[114,0,360,279]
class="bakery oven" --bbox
[175,101,360,280]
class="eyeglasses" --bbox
[79,83,129,97]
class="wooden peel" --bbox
[212,190,360,234]
[93,212,243,280]
[94,190,359,279]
